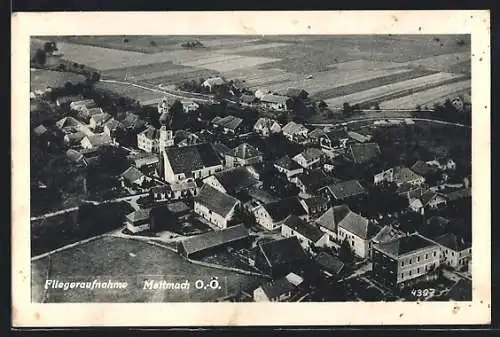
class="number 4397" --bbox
[411,288,435,297]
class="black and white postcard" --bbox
[12,10,490,327]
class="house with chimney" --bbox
[252,197,307,231]
[281,215,330,253]
[194,184,241,229]
[292,147,325,170]
[225,143,263,168]
[273,155,304,179]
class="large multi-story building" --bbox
[137,125,174,153]
[372,233,441,289]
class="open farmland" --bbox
[323,72,467,108]
[379,80,471,109]
[31,236,265,302]
[94,81,165,104]
[30,69,87,91]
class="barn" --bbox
[177,224,251,259]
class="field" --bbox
[30,69,87,91]
[31,236,265,302]
[35,34,471,110]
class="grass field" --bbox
[31,236,265,302]
[30,69,87,91]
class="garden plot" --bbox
[95,81,163,103]
[323,72,465,108]
[180,54,247,67]
[145,69,222,85]
[401,52,471,72]
[379,79,471,109]
[326,59,405,71]
[183,56,281,72]
[30,69,87,91]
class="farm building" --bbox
[348,143,381,165]
[163,143,223,183]
[129,152,160,170]
[260,94,292,111]
[55,95,84,107]
[70,99,97,112]
[374,166,426,187]
[80,133,112,149]
[103,118,124,138]
[125,208,152,234]
[181,100,200,113]
[319,129,350,152]
[254,89,272,100]
[194,184,241,229]
[225,143,263,168]
[252,197,307,231]
[273,155,304,179]
[282,121,309,143]
[202,166,261,196]
[314,252,345,279]
[292,147,324,170]
[281,215,330,253]
[240,94,258,106]
[177,224,251,258]
[120,166,150,187]
[211,115,244,134]
[202,77,225,92]
[253,117,281,137]
[292,169,339,195]
[409,189,448,214]
[253,273,304,302]
[89,112,112,130]
[347,131,373,143]
[254,237,310,277]
[319,179,367,204]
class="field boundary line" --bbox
[31,234,108,261]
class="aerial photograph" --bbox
[30,35,472,303]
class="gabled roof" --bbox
[419,189,442,206]
[126,208,151,223]
[372,225,406,245]
[274,155,303,171]
[104,118,124,130]
[254,117,279,130]
[293,147,324,163]
[260,94,291,105]
[282,121,308,135]
[120,112,145,129]
[336,207,376,240]
[258,237,309,269]
[349,143,381,165]
[120,166,145,183]
[314,252,345,275]
[180,224,249,256]
[131,153,160,168]
[212,115,244,131]
[228,143,262,160]
[376,233,437,257]
[240,94,257,104]
[139,126,161,140]
[247,187,280,204]
[65,149,84,162]
[411,160,438,176]
[259,277,296,299]
[308,128,327,139]
[347,131,372,143]
[301,196,328,211]
[91,112,111,124]
[434,233,470,251]
[33,124,48,135]
[82,133,112,147]
[297,169,339,192]
[85,107,105,116]
[213,167,259,194]
[393,166,424,184]
[325,180,367,200]
[194,184,240,218]
[264,197,307,222]
[203,77,225,87]
[283,215,325,243]
[165,143,221,174]
[284,88,309,98]
[324,129,349,140]
[56,116,80,129]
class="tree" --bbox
[342,102,353,116]
[169,100,185,130]
[43,41,57,54]
[150,40,157,47]
[338,239,354,263]
[123,38,129,43]
[31,48,46,66]
[318,100,328,110]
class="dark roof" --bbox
[326,180,367,200]
[284,88,309,98]
[165,143,221,174]
[294,147,324,163]
[83,133,112,147]
[434,233,470,251]
[446,279,472,301]
[324,129,349,140]
[166,201,190,214]
[126,208,151,223]
[314,252,345,275]
[337,208,377,240]
[296,169,338,192]
[213,167,259,194]
[349,143,381,164]
[139,126,161,140]
[283,215,326,242]
[393,166,424,185]
[212,115,243,131]
[376,234,438,257]
[274,155,303,171]
[301,196,328,210]
[180,224,250,256]
[264,197,307,222]
[260,277,296,299]
[419,190,441,206]
[258,237,309,268]
[372,225,406,244]
[261,94,291,105]
[442,188,471,201]
[308,128,327,139]
[240,94,257,104]
[120,166,145,183]
[411,160,438,176]
[194,184,240,217]
[247,187,280,204]
[104,118,124,130]
[228,143,262,160]
[212,143,232,156]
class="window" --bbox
[451,252,455,256]
[417,256,420,262]
[425,253,428,259]
[401,261,404,267]
[433,251,437,257]
[401,273,404,278]
[417,268,420,273]
[409,270,412,276]
[409,258,412,264]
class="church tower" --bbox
[159,125,174,151]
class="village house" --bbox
[254,88,272,100]
[371,225,407,246]
[89,112,112,130]
[409,189,448,214]
[149,179,198,202]
[292,147,324,170]
[163,143,223,183]
[181,100,199,113]
[178,224,250,259]
[307,128,328,145]
[64,131,86,146]
[120,112,146,132]
[202,166,261,197]
[252,197,307,231]
[56,116,82,132]
[314,252,345,279]
[78,107,105,124]
[129,152,160,171]
[253,273,304,302]
[396,183,427,201]
[80,133,112,149]
[70,99,97,112]
[293,169,339,195]
[253,117,282,137]
[125,208,152,234]
[426,157,457,171]
[319,129,350,152]
[347,130,373,143]
[348,142,381,165]
[103,118,124,138]
[319,179,367,204]
[282,121,309,143]
[55,95,84,107]
[254,237,310,277]
[260,94,292,111]
[211,115,244,134]
[120,166,150,188]
[201,77,225,92]
[240,94,258,107]
[273,155,304,179]
[431,233,471,270]
[410,160,439,177]
[299,196,329,219]
[281,215,330,253]
[225,143,263,168]
[374,166,426,187]
[194,184,241,229]
[335,205,379,259]
[372,233,441,289]
[174,130,202,147]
